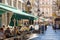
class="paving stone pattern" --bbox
[31,26,60,40]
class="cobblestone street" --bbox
[29,26,60,40]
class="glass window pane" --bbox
[22,3,25,11]
[13,0,17,7]
[18,1,21,9]
[7,0,12,6]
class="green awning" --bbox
[9,13,35,26]
[0,3,35,18]
[11,13,32,20]
[9,19,18,26]
[0,3,36,26]
[0,10,6,14]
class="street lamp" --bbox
[27,0,31,13]
[37,9,40,24]
[37,9,40,17]
[37,0,40,24]
[37,0,40,17]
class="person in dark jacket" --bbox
[53,24,56,32]
[45,24,47,31]
[41,24,45,34]
[5,27,12,38]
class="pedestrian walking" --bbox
[39,24,41,33]
[54,24,56,32]
[45,24,47,31]
[41,24,45,34]
[56,24,59,29]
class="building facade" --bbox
[53,0,60,29]
[40,0,52,18]
[0,0,29,27]
[32,0,53,18]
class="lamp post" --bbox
[27,0,31,13]
[37,9,40,17]
[37,0,40,24]
[26,0,32,25]
[37,9,40,24]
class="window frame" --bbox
[6,0,12,6]
[13,0,17,7]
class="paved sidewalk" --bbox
[29,26,60,40]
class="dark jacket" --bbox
[41,25,45,31]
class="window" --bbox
[13,0,17,7]
[22,3,25,11]
[42,2,44,4]
[18,1,21,10]
[40,1,42,5]
[0,0,2,3]
[42,0,44,5]
[35,0,38,3]
[46,12,48,14]
[6,0,12,6]
[48,0,50,5]
[53,1,56,5]
[59,6,60,9]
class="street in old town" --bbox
[0,0,60,40]
[28,26,60,40]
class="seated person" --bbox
[20,26,29,32]
[0,28,6,39]
[12,27,20,36]
[5,27,12,38]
